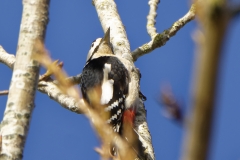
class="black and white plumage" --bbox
[80,28,129,134]
[80,29,146,159]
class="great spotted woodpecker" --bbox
[80,28,146,159]
[80,28,130,151]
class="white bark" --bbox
[147,0,160,38]
[0,46,15,69]
[132,4,196,61]
[0,0,49,159]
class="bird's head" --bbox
[86,28,113,63]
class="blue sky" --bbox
[0,1,240,160]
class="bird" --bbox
[80,28,130,155]
[80,28,146,159]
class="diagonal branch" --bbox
[132,4,196,61]
[147,0,160,39]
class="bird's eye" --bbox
[91,39,97,47]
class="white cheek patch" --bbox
[101,63,114,105]
[86,38,102,62]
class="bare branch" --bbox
[39,60,63,81]
[0,0,49,159]
[147,0,160,38]
[0,49,80,87]
[181,1,229,160]
[0,46,15,69]
[0,90,8,96]
[132,4,196,61]
[0,48,83,113]
[38,80,83,113]
[66,74,82,84]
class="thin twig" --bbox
[132,4,196,61]
[66,74,82,84]
[147,0,160,38]
[0,46,15,69]
[0,90,9,96]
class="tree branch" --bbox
[0,0,49,159]
[181,1,229,160]
[0,46,83,114]
[0,46,15,69]
[93,0,131,60]
[1,0,155,158]
[0,47,84,113]
[0,90,9,96]
[132,4,196,61]
[38,80,84,113]
[147,0,160,39]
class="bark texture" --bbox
[0,0,49,159]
